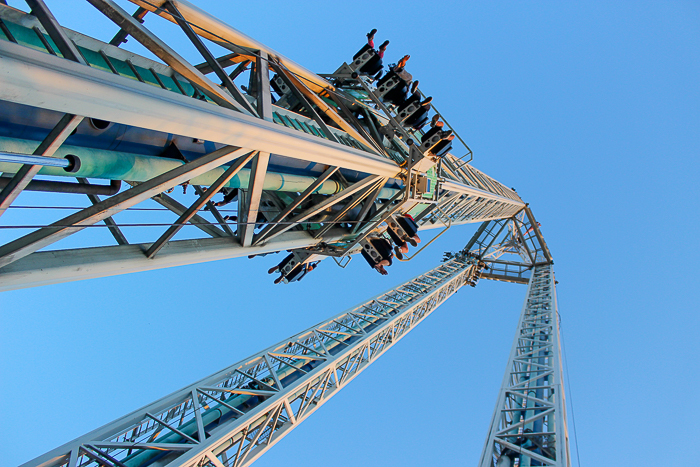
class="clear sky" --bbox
[1,0,699,466]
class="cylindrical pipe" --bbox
[0,177,121,195]
[0,137,400,198]
[0,151,70,168]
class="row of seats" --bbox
[350,40,455,161]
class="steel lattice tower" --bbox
[0,1,571,466]
[479,264,569,467]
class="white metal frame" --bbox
[478,264,569,467]
[22,257,476,467]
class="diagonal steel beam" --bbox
[86,0,250,114]
[240,51,273,246]
[274,62,377,154]
[253,166,339,245]
[194,52,242,73]
[228,60,250,80]
[192,185,235,237]
[0,114,83,219]
[524,206,553,263]
[262,175,381,244]
[350,178,386,234]
[328,92,390,157]
[25,0,86,64]
[108,6,148,46]
[149,192,226,239]
[0,146,247,269]
[163,1,257,116]
[512,217,536,264]
[313,177,385,239]
[77,178,128,246]
[268,59,339,143]
[146,150,255,258]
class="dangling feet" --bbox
[410,80,419,94]
[367,28,377,41]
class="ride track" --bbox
[0,1,569,466]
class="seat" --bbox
[270,74,291,96]
[397,215,419,237]
[375,71,402,99]
[359,237,393,267]
[405,107,429,129]
[353,44,372,60]
[351,45,382,75]
[430,139,453,158]
[279,251,312,277]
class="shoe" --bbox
[430,114,440,127]
[408,238,418,247]
[268,266,278,274]
[410,80,419,94]
[441,129,453,139]
[394,246,404,260]
[367,28,377,38]
[421,96,433,106]
[274,276,283,284]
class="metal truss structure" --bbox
[461,207,553,284]
[0,1,571,466]
[478,264,569,467]
[0,0,523,292]
[24,257,477,467]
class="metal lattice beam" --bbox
[478,264,570,467]
[22,257,477,467]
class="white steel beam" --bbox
[127,0,334,94]
[86,0,252,114]
[20,257,476,467]
[0,229,348,292]
[240,51,273,247]
[0,146,249,269]
[0,39,399,177]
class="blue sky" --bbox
[1,0,699,465]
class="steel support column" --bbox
[478,264,570,467]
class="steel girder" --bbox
[22,257,476,467]
[0,2,525,290]
[478,264,570,467]
[460,207,553,284]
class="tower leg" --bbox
[479,264,570,467]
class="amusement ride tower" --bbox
[0,1,570,465]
